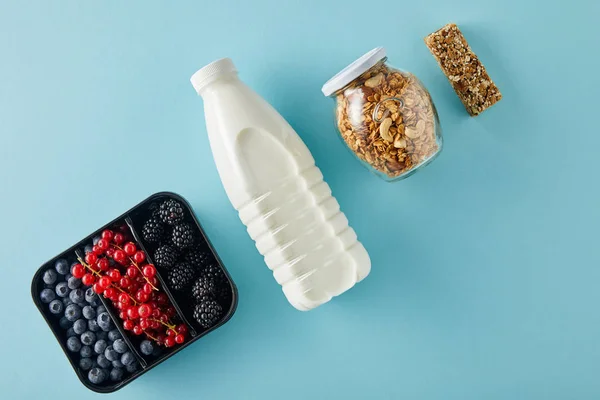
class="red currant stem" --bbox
[76,256,103,277]
[111,244,159,291]
[112,284,139,306]
[144,332,159,342]
[148,318,176,330]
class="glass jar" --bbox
[322,48,442,181]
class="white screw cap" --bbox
[190,58,237,94]
[321,47,387,97]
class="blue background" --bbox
[1,0,599,399]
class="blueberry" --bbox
[112,359,123,368]
[88,367,107,385]
[96,331,108,341]
[113,339,128,354]
[80,345,93,358]
[84,244,94,254]
[82,305,96,320]
[92,235,101,245]
[49,299,64,314]
[43,269,58,285]
[84,288,98,304]
[94,339,108,354]
[96,305,106,315]
[108,330,121,341]
[66,336,82,352]
[120,352,135,366]
[81,331,96,346]
[73,319,87,334]
[59,316,71,329]
[69,288,85,304]
[79,357,93,371]
[109,367,124,382]
[88,319,100,332]
[61,297,73,307]
[66,327,77,338]
[67,276,81,290]
[139,340,154,356]
[104,345,119,362]
[126,363,139,373]
[55,259,70,275]
[96,354,111,369]
[97,312,112,331]
[40,288,56,304]
[64,304,82,322]
[55,282,69,297]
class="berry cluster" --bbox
[39,258,140,386]
[71,227,189,348]
[140,199,231,329]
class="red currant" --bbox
[143,283,153,294]
[133,325,143,335]
[119,277,131,288]
[101,229,114,241]
[152,309,161,318]
[82,273,95,286]
[159,314,169,323]
[156,293,168,305]
[104,287,116,299]
[149,276,158,286]
[98,276,111,290]
[156,333,166,344]
[113,250,126,263]
[119,311,126,320]
[108,269,121,281]
[151,320,161,330]
[97,238,109,251]
[127,306,139,319]
[92,245,101,254]
[133,251,145,263]
[139,318,149,330]
[142,264,156,278]
[138,304,152,318]
[113,232,125,245]
[167,329,176,337]
[164,336,175,347]
[166,307,176,318]
[85,252,97,265]
[126,266,138,278]
[106,247,115,258]
[123,242,136,256]
[97,258,109,271]
[93,282,103,293]
[176,324,188,335]
[123,319,134,331]
[175,334,185,344]
[136,291,150,303]
[119,293,131,305]
[71,263,85,279]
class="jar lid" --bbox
[321,47,387,97]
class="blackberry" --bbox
[167,262,196,291]
[148,202,161,219]
[154,244,178,269]
[185,247,213,270]
[172,223,194,249]
[159,199,185,226]
[141,218,165,243]
[191,275,217,302]
[193,297,223,329]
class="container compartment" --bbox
[128,192,237,332]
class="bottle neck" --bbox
[198,72,240,97]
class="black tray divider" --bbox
[74,249,148,369]
[124,216,198,337]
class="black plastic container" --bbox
[31,192,238,393]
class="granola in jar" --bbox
[323,48,442,181]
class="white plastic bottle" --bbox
[190,58,371,310]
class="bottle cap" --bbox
[190,58,237,94]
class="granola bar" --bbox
[425,23,502,116]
